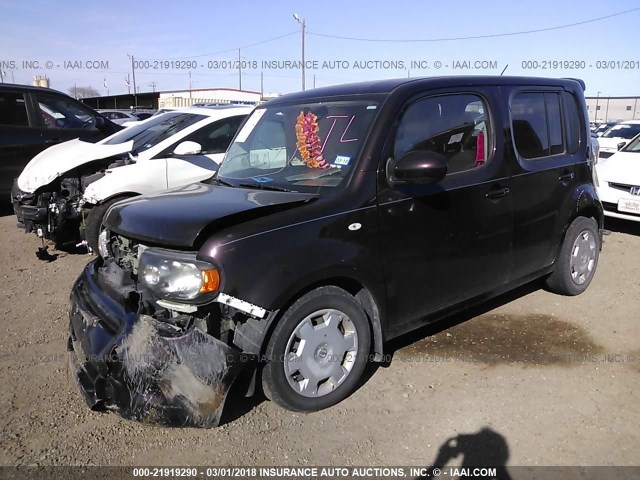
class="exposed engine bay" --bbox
[11,156,133,252]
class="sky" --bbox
[1,0,639,98]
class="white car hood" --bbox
[598,136,628,152]
[17,138,134,193]
[596,152,640,185]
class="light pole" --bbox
[127,54,138,106]
[594,91,601,123]
[293,13,306,91]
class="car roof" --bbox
[169,106,254,118]
[618,120,640,125]
[263,76,584,106]
[0,83,73,95]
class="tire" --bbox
[545,216,600,296]
[261,286,371,412]
[84,196,132,253]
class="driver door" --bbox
[166,115,246,188]
[378,89,514,334]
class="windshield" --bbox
[601,124,640,139]
[622,134,640,152]
[102,112,205,154]
[217,99,380,193]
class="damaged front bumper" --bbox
[68,260,248,427]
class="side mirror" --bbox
[389,150,448,184]
[617,141,626,151]
[173,141,202,156]
[95,116,105,128]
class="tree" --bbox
[68,86,100,99]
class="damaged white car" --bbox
[11,106,252,254]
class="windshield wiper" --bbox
[237,183,293,192]
[212,177,235,187]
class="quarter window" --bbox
[394,94,491,175]
[511,92,565,159]
[0,92,29,127]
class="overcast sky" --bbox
[1,0,639,97]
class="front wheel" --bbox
[84,196,133,253]
[261,286,371,412]
[545,216,600,296]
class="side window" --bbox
[394,93,490,175]
[511,92,565,159]
[35,94,96,130]
[0,92,30,127]
[562,92,581,154]
[182,115,246,154]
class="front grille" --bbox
[609,182,639,193]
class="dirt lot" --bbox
[0,205,639,468]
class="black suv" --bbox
[0,84,121,198]
[67,76,603,427]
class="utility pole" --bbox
[260,71,264,98]
[293,14,306,91]
[149,81,157,92]
[189,71,193,100]
[0,70,4,83]
[313,75,316,88]
[125,74,131,94]
[127,54,137,106]
[594,91,601,123]
[238,49,242,90]
[73,82,77,99]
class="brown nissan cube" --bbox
[67,76,603,427]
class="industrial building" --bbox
[81,87,265,110]
[585,96,639,123]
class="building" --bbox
[585,96,639,123]
[82,87,263,110]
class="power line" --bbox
[307,7,640,43]
[138,31,299,60]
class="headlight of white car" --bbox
[138,248,220,303]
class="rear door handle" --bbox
[559,172,575,182]
[486,187,510,199]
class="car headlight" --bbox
[138,248,220,303]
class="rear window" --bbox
[511,92,565,159]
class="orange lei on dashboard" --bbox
[295,112,330,169]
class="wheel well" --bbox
[576,205,603,229]
[99,192,140,205]
[258,277,385,360]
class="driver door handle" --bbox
[486,187,510,199]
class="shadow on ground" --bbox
[604,217,640,236]
[416,427,512,479]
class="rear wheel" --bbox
[261,286,371,412]
[84,196,133,253]
[545,216,600,296]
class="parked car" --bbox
[592,121,617,135]
[97,109,141,125]
[12,106,252,252]
[597,120,640,158]
[0,84,121,199]
[595,132,640,222]
[67,76,602,427]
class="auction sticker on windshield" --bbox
[234,108,266,143]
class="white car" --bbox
[595,132,640,222]
[97,109,142,125]
[597,120,640,159]
[13,106,252,251]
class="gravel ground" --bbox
[0,205,639,468]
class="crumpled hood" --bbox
[17,138,134,193]
[596,152,640,184]
[104,182,317,248]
